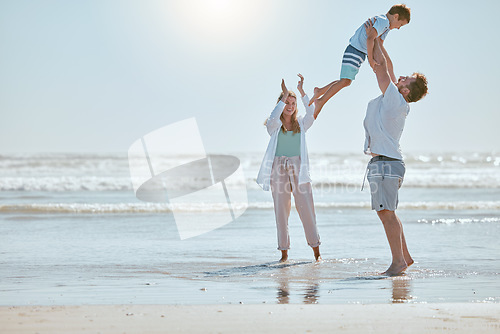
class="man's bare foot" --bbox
[279,250,288,263]
[308,87,321,106]
[313,98,325,119]
[382,261,408,276]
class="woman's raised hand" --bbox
[297,73,305,97]
[281,79,289,102]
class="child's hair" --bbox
[407,72,428,103]
[276,91,300,134]
[388,4,411,23]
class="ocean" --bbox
[0,152,499,305]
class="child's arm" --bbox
[378,39,397,83]
[365,19,380,71]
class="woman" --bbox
[256,74,321,262]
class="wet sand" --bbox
[1,303,499,333]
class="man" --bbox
[363,21,428,276]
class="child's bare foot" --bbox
[381,261,408,276]
[313,98,325,119]
[279,250,288,263]
[308,87,321,106]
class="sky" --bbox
[1,0,499,155]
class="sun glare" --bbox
[166,0,269,47]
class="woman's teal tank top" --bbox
[275,130,301,157]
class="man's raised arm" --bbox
[364,19,391,94]
[373,38,392,95]
[379,39,397,83]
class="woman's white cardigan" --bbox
[256,94,315,191]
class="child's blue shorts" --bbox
[340,45,366,81]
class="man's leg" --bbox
[397,215,414,266]
[376,209,408,276]
[368,159,408,275]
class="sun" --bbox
[165,0,270,47]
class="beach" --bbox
[2,304,500,333]
[0,152,499,332]
[2,0,500,331]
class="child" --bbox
[309,4,411,118]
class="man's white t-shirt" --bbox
[363,82,409,160]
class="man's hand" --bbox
[364,17,377,35]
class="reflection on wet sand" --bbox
[391,277,413,303]
[277,281,290,304]
[302,283,320,304]
[274,263,320,304]
[203,259,415,304]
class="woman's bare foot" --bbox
[382,261,408,276]
[313,98,325,119]
[279,250,288,263]
[312,246,322,262]
[308,87,321,106]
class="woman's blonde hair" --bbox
[275,91,300,134]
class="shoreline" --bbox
[1,303,499,333]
